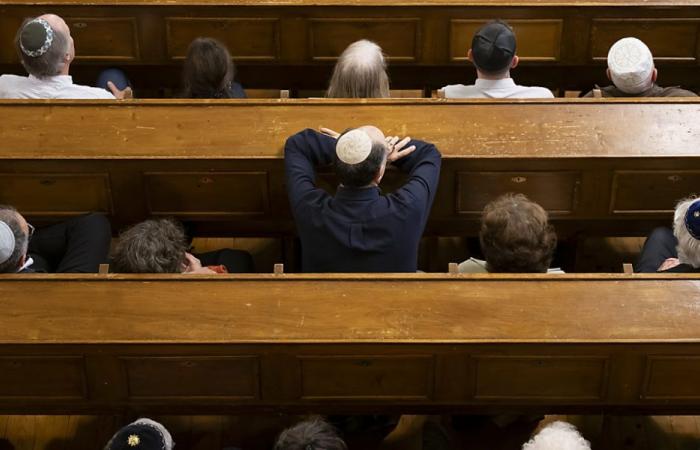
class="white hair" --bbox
[674,196,700,268]
[522,421,591,450]
[326,39,390,98]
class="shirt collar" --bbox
[28,74,73,85]
[474,78,517,89]
[335,185,381,201]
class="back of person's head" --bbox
[0,205,28,274]
[607,37,655,94]
[274,417,347,450]
[673,196,700,268]
[334,127,387,188]
[522,421,591,450]
[182,37,235,98]
[104,418,174,450]
[326,40,390,98]
[112,219,188,273]
[471,20,516,76]
[480,193,557,273]
[15,15,70,78]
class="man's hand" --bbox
[385,135,416,163]
[107,81,133,100]
[182,252,215,274]
[319,127,340,139]
[658,257,681,272]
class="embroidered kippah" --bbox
[336,129,373,165]
[684,199,700,240]
[0,221,15,265]
[19,18,55,58]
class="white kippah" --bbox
[0,221,15,264]
[336,129,373,165]
[607,37,654,94]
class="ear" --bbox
[511,55,519,69]
[374,163,387,185]
[606,68,612,81]
[17,254,26,271]
[651,68,658,83]
[467,48,473,62]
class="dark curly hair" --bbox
[112,219,188,273]
[274,418,347,450]
[480,193,557,273]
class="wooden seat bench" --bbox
[0,273,700,415]
[0,98,698,240]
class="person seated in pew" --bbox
[285,126,441,272]
[459,193,562,273]
[441,20,553,99]
[112,218,254,274]
[583,37,697,98]
[275,417,347,450]
[0,14,131,99]
[0,205,111,273]
[326,40,390,98]
[104,418,174,450]
[636,196,700,273]
[181,37,247,98]
[522,421,590,450]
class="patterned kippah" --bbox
[0,221,15,265]
[685,199,700,240]
[106,421,167,450]
[607,37,654,94]
[336,129,373,164]
[19,18,55,58]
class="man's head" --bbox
[274,417,347,450]
[606,37,657,94]
[15,14,75,79]
[469,20,518,79]
[673,196,700,268]
[522,421,591,450]
[327,40,390,98]
[334,125,388,188]
[112,219,188,273]
[0,205,29,274]
[104,418,174,450]
[479,193,557,273]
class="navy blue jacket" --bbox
[284,129,441,272]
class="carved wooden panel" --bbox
[308,18,421,62]
[144,171,269,217]
[166,18,280,61]
[67,17,140,61]
[298,355,434,400]
[474,356,608,400]
[610,170,700,214]
[121,356,260,399]
[456,171,580,215]
[0,356,86,399]
[450,19,563,62]
[643,356,700,400]
[0,173,112,216]
[590,19,700,62]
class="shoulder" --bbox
[442,84,477,98]
[0,74,27,89]
[661,86,698,97]
[62,84,115,99]
[286,128,320,145]
[519,85,555,98]
[458,258,488,273]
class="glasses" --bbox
[27,223,35,241]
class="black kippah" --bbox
[19,19,54,58]
[471,21,516,73]
[107,423,166,450]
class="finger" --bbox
[389,136,400,147]
[390,145,416,161]
[107,81,118,95]
[394,136,411,150]
[320,127,340,138]
[123,87,133,100]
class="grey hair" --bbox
[522,421,591,450]
[15,17,69,78]
[112,219,188,273]
[274,417,347,450]
[0,205,28,274]
[674,196,700,268]
[326,40,390,98]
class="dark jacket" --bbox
[583,84,697,98]
[284,129,441,272]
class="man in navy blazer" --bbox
[284,125,441,272]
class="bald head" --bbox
[15,13,74,78]
[327,40,390,98]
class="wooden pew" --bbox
[3,0,700,92]
[1,273,700,414]
[1,98,698,239]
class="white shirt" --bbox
[458,257,565,274]
[0,74,114,99]
[442,78,554,99]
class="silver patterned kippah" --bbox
[19,18,55,58]
[0,221,15,264]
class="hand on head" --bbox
[384,135,416,162]
[182,252,215,274]
[107,81,133,100]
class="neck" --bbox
[58,62,70,76]
[476,69,510,81]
